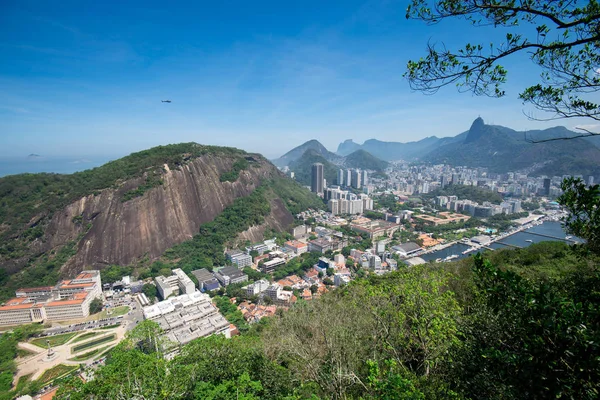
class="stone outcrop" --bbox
[32,154,291,275]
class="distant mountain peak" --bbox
[465,117,486,143]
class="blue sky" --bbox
[1,0,597,163]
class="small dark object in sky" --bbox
[161,100,172,103]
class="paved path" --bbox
[13,325,127,385]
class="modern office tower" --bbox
[543,178,551,196]
[338,169,345,186]
[311,163,324,194]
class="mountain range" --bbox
[276,118,600,178]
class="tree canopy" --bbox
[405,0,600,137]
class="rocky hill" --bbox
[334,119,600,176]
[272,139,341,168]
[425,118,600,177]
[0,143,323,297]
[344,149,389,171]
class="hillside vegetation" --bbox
[0,144,324,300]
[52,242,600,400]
[0,144,247,256]
[343,149,389,171]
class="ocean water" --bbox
[0,156,117,177]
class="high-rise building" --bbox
[351,169,362,189]
[588,176,595,186]
[345,169,352,187]
[338,169,345,186]
[441,175,449,188]
[311,163,324,194]
[361,170,368,186]
[543,178,551,196]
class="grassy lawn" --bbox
[30,332,78,348]
[99,323,122,330]
[71,331,100,343]
[94,346,115,360]
[68,345,111,362]
[72,334,116,353]
[92,305,130,320]
[38,364,79,384]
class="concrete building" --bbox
[290,225,308,239]
[0,270,102,326]
[361,170,368,186]
[226,250,253,268]
[260,257,286,273]
[284,240,308,255]
[191,269,220,292]
[311,163,324,194]
[143,291,230,347]
[403,257,427,267]
[392,242,422,258]
[155,268,195,300]
[214,266,248,286]
[338,169,345,186]
[244,279,271,297]
[351,169,362,189]
[350,219,399,239]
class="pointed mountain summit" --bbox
[464,117,486,143]
[272,139,340,167]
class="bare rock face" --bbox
[38,154,289,275]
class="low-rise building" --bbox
[226,250,253,268]
[244,279,271,297]
[191,269,220,292]
[0,270,102,326]
[350,219,399,239]
[143,291,230,346]
[260,257,286,273]
[214,266,248,286]
[155,268,195,300]
[392,242,422,258]
[284,240,308,255]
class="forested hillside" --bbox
[0,143,324,300]
[47,241,600,400]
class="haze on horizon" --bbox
[1,0,599,163]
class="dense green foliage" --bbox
[425,184,503,204]
[265,177,325,215]
[51,241,600,399]
[220,158,250,182]
[89,298,103,314]
[406,1,600,122]
[213,296,248,332]
[559,178,600,254]
[100,265,134,284]
[0,324,42,399]
[343,149,389,171]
